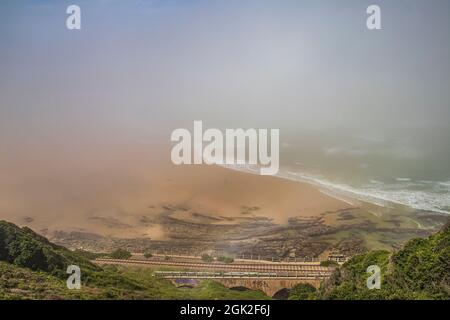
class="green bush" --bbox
[318,222,450,300]
[201,254,214,263]
[217,256,234,264]
[0,220,90,277]
[288,283,317,300]
[109,249,132,260]
[0,220,272,300]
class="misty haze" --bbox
[0,0,449,302]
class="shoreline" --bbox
[2,161,448,258]
[219,163,450,216]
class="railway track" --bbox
[154,271,329,279]
[95,258,334,276]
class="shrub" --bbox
[201,254,214,263]
[288,283,317,300]
[109,249,132,260]
[320,260,339,267]
[217,256,234,264]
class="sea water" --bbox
[224,126,450,215]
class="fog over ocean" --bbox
[276,126,450,214]
[1,1,449,216]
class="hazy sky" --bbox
[1,0,450,226]
[0,0,449,159]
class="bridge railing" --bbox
[154,271,331,279]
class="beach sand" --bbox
[1,147,445,255]
[151,164,352,225]
[0,152,351,239]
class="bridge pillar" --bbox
[170,278,322,298]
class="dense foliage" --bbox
[288,283,317,300]
[0,220,268,300]
[0,221,100,278]
[217,256,234,263]
[109,249,132,260]
[0,261,269,300]
[320,260,339,267]
[201,254,214,263]
[1,219,448,300]
[319,222,450,300]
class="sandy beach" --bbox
[0,153,351,238]
[152,164,352,225]
[1,145,446,257]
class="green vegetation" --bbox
[109,249,132,260]
[288,284,317,300]
[1,219,449,300]
[143,252,153,259]
[0,220,268,300]
[217,256,234,264]
[319,222,450,300]
[201,254,214,263]
[0,220,101,278]
[320,260,339,267]
[0,261,269,300]
[73,249,108,260]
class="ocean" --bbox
[226,125,450,215]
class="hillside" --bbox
[318,222,450,300]
[0,220,268,300]
[0,220,100,277]
[1,219,449,300]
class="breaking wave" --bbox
[221,163,450,215]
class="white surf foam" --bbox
[219,163,450,215]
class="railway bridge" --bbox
[155,271,326,297]
[95,258,333,297]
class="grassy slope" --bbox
[319,222,450,300]
[2,219,448,300]
[0,220,268,300]
[0,262,269,300]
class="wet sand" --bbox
[153,164,352,225]
[1,146,445,257]
[0,153,351,239]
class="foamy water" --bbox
[221,164,450,215]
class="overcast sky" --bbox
[1,0,449,148]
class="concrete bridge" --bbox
[155,271,327,297]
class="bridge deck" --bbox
[95,258,334,277]
[154,271,330,280]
